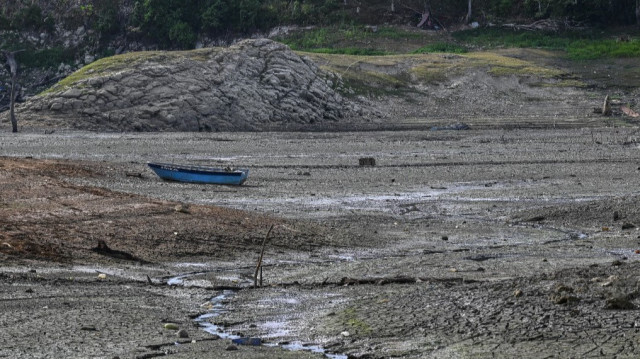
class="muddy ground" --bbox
[2,124,640,358]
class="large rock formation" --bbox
[19,39,354,131]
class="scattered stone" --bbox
[97,273,107,280]
[613,211,620,221]
[612,260,624,266]
[513,289,523,297]
[441,236,448,241]
[341,331,350,337]
[176,329,189,338]
[225,345,238,351]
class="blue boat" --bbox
[147,162,249,185]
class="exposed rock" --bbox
[18,39,356,131]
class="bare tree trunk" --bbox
[9,79,17,133]
[3,50,23,133]
[636,0,640,26]
[466,0,472,24]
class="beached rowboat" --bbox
[147,162,249,185]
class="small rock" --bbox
[513,289,523,297]
[163,323,179,330]
[551,294,579,305]
[174,204,190,214]
[97,273,107,280]
[622,222,636,230]
[441,236,448,241]
[225,345,238,351]
[340,331,350,337]
[176,329,189,338]
[358,157,376,166]
[605,296,636,310]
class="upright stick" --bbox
[254,224,274,288]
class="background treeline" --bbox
[0,0,638,49]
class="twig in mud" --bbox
[254,224,274,288]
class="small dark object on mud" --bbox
[525,216,545,222]
[92,240,142,262]
[613,211,620,221]
[430,123,470,131]
[176,329,189,338]
[232,337,262,346]
[551,294,579,305]
[441,236,448,241]
[622,222,636,230]
[612,260,624,266]
[359,157,376,166]
[605,296,636,310]
[225,344,239,351]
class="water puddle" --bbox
[170,274,347,359]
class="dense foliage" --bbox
[1,1,638,49]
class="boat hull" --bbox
[148,162,248,185]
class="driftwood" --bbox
[502,19,561,31]
[501,19,586,32]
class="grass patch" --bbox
[278,25,423,54]
[302,47,388,56]
[44,48,218,94]
[567,39,640,60]
[339,308,372,336]
[454,27,640,60]
[413,42,468,54]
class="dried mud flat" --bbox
[3,125,640,358]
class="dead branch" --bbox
[253,224,274,288]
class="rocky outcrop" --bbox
[19,39,355,131]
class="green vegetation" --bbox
[303,48,388,56]
[16,47,76,69]
[277,26,423,54]
[454,27,640,60]
[567,39,640,60]
[413,42,468,54]
[43,48,218,94]
[339,308,372,336]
